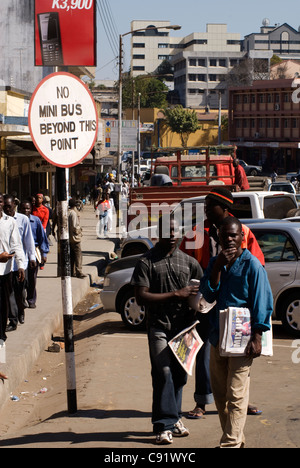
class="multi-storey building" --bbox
[171,24,245,109]
[130,20,182,77]
[228,78,300,172]
[130,22,272,110]
[243,20,300,60]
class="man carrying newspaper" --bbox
[199,216,273,448]
[131,215,202,445]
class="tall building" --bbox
[243,20,300,60]
[171,24,245,109]
[130,20,182,77]
[130,22,272,110]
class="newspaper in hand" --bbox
[219,307,273,357]
[0,340,6,364]
[168,321,204,376]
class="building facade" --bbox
[228,79,300,172]
[130,20,182,77]
[171,24,244,109]
[243,20,300,61]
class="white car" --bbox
[101,221,300,336]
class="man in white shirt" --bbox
[4,195,36,330]
[0,193,25,341]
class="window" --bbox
[133,43,145,48]
[189,59,197,66]
[133,55,145,60]
[252,231,298,262]
[209,74,217,81]
[198,59,206,67]
[198,74,206,82]
[219,59,226,67]
[230,197,252,219]
[133,66,145,71]
[188,74,197,81]
[181,165,217,181]
[158,43,168,48]
[263,196,297,219]
[158,55,169,60]
[210,59,217,66]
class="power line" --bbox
[97,0,119,58]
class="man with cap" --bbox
[180,187,264,420]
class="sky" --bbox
[95,0,300,81]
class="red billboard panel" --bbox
[34,0,96,67]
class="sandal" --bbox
[247,405,262,416]
[187,406,206,419]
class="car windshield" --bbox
[270,184,294,194]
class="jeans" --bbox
[194,315,214,406]
[148,327,188,434]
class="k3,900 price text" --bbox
[52,0,94,10]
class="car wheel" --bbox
[120,289,146,331]
[280,293,300,337]
[250,169,257,176]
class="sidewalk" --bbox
[0,205,117,411]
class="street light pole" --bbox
[117,24,181,184]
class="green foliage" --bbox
[122,75,169,109]
[162,105,200,147]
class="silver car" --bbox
[100,255,145,331]
[101,221,300,336]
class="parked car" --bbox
[101,221,300,336]
[100,255,146,331]
[268,182,296,194]
[238,160,262,176]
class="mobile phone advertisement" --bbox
[34,0,96,67]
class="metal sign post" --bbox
[29,72,98,414]
[56,166,77,414]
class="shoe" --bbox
[18,314,25,324]
[156,431,173,445]
[29,304,36,309]
[6,323,17,332]
[76,273,87,279]
[172,420,190,437]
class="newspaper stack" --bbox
[219,307,273,357]
[168,321,204,376]
[0,340,6,364]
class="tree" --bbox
[162,105,200,148]
[121,75,169,109]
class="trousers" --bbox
[148,327,188,434]
[210,344,253,448]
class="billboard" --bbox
[34,0,96,67]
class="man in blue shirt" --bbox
[200,216,273,448]
[19,200,49,310]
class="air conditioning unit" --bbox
[275,103,280,111]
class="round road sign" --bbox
[28,72,98,168]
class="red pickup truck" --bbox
[154,153,235,186]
